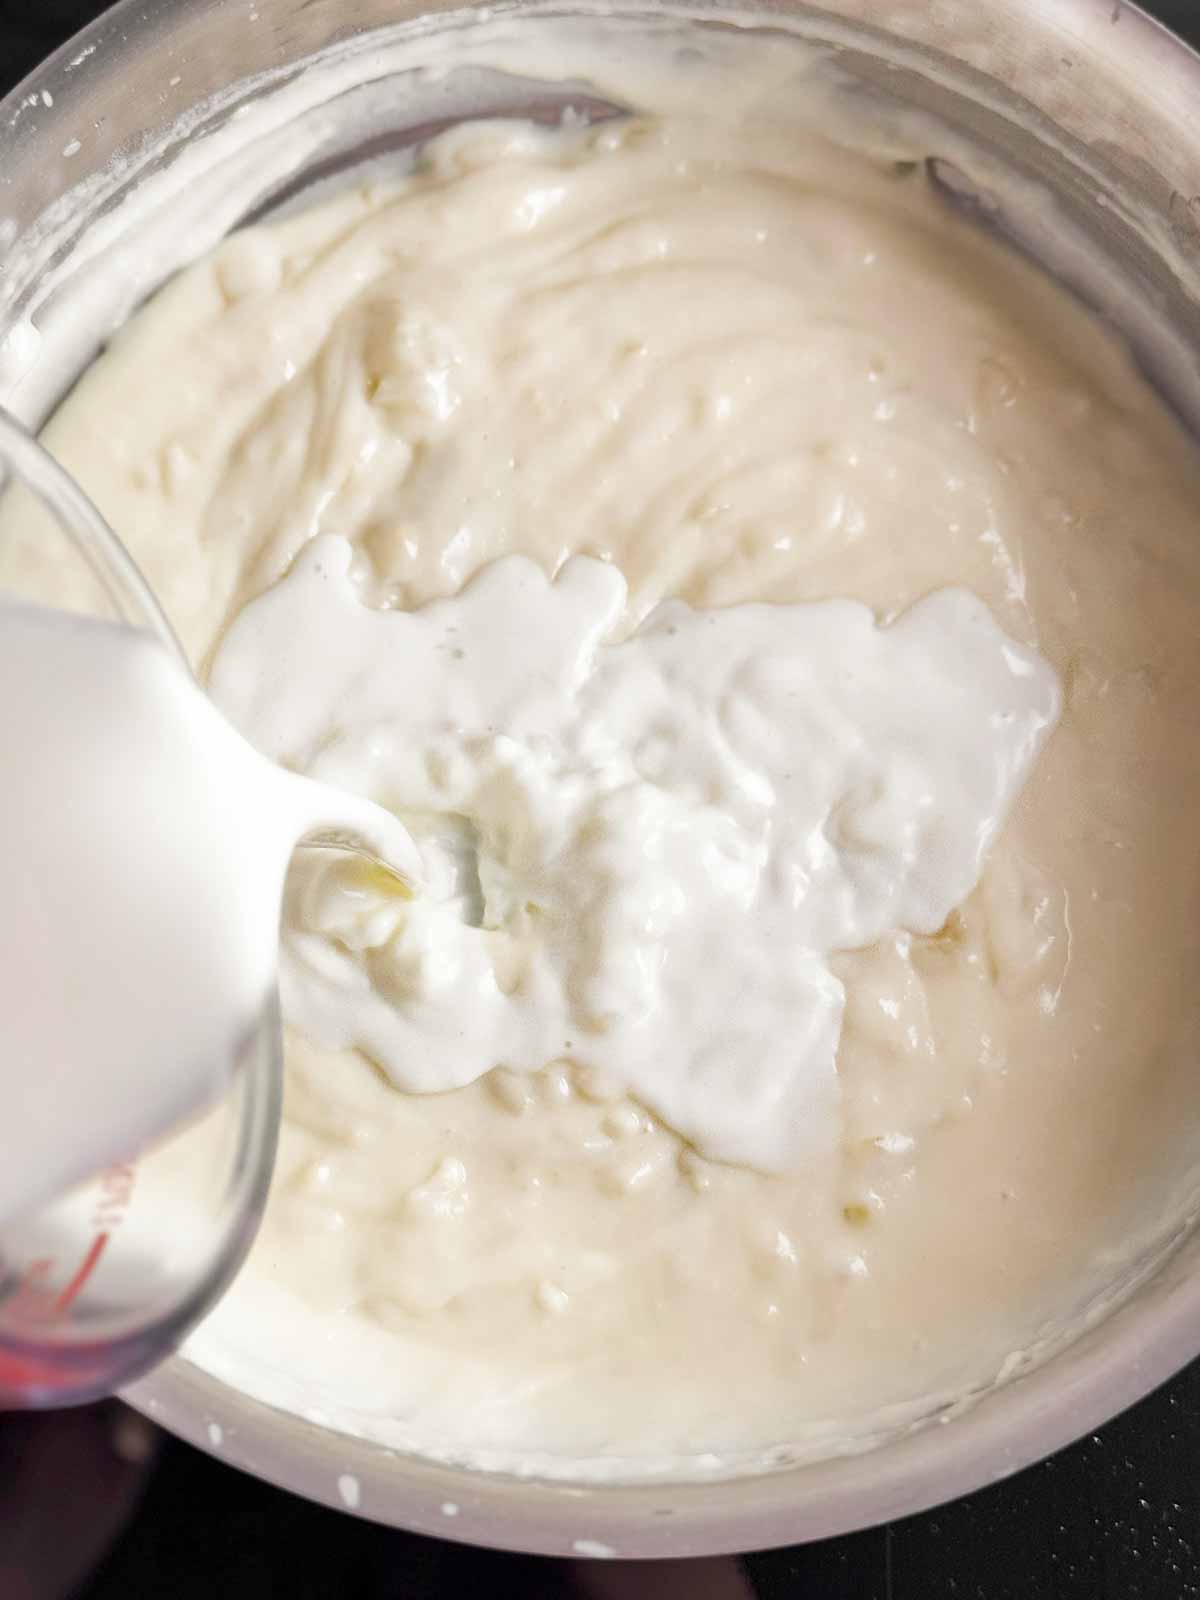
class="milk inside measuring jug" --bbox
[0,410,418,1406]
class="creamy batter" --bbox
[31,102,1200,1477]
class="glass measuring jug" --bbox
[0,409,282,1408]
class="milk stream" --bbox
[0,601,420,1225]
[213,539,1061,1173]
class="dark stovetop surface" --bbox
[3,2,1200,1596]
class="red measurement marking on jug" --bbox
[57,1160,138,1313]
[10,1161,138,1324]
[92,1162,136,1233]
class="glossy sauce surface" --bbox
[29,106,1200,1477]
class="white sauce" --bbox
[14,38,1200,1478]
[212,536,1058,1171]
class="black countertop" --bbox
[3,3,1200,1596]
